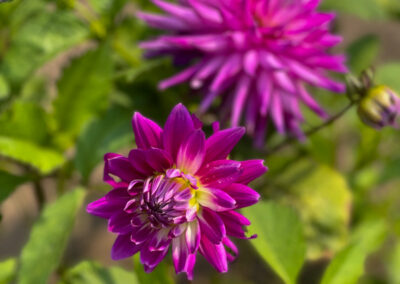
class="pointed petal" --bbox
[163,103,195,161]
[224,183,260,208]
[197,208,226,243]
[235,160,267,184]
[204,127,245,164]
[177,129,206,173]
[199,236,228,273]
[198,160,243,188]
[197,187,236,211]
[111,234,143,260]
[186,219,201,253]
[132,112,163,149]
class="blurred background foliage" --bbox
[0,0,399,283]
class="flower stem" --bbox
[33,179,45,211]
[265,101,356,156]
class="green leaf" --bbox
[0,101,49,145]
[60,261,139,284]
[17,188,86,284]
[243,201,306,284]
[376,63,400,93]
[347,35,380,75]
[321,0,385,19]
[0,136,65,174]
[0,75,9,100]
[53,44,113,147]
[133,254,175,284]
[0,258,16,284]
[277,161,352,259]
[75,106,132,183]
[1,10,89,87]
[0,170,27,204]
[321,219,387,284]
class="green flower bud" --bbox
[357,85,400,129]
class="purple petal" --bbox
[235,160,267,184]
[172,235,189,273]
[223,237,238,262]
[199,236,228,273]
[177,129,206,174]
[197,187,236,211]
[186,219,200,253]
[104,153,142,184]
[145,148,173,173]
[131,224,154,244]
[128,149,155,176]
[108,211,133,234]
[197,208,226,244]
[87,196,126,219]
[198,160,243,188]
[111,234,143,260]
[141,243,170,272]
[219,210,256,239]
[204,127,245,164]
[132,112,163,149]
[163,103,195,161]
[148,229,171,251]
[223,183,260,208]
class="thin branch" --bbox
[33,179,45,211]
[265,101,356,156]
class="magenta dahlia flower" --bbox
[138,0,347,146]
[87,104,267,279]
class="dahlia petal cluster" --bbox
[358,85,400,129]
[87,104,267,279]
[139,0,347,146]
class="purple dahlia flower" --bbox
[87,104,267,279]
[139,0,347,146]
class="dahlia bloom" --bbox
[87,104,267,279]
[139,0,347,146]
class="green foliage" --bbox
[244,201,306,284]
[0,136,65,174]
[276,160,352,259]
[75,106,132,183]
[53,44,113,147]
[0,258,16,284]
[347,35,380,75]
[60,261,139,284]
[0,75,9,100]
[0,169,27,204]
[0,101,49,144]
[133,254,175,284]
[321,219,387,284]
[1,6,88,87]
[321,0,386,19]
[17,188,86,284]
[376,63,400,93]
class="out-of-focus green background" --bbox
[0,0,400,283]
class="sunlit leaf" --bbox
[60,261,139,284]
[244,201,306,284]
[0,170,27,204]
[53,44,113,147]
[1,10,88,87]
[321,219,387,284]
[0,101,49,144]
[0,258,16,284]
[75,106,132,183]
[17,188,86,284]
[274,160,352,259]
[0,136,65,174]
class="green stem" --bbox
[265,101,356,156]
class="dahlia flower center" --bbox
[138,169,199,228]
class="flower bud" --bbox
[357,85,400,129]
